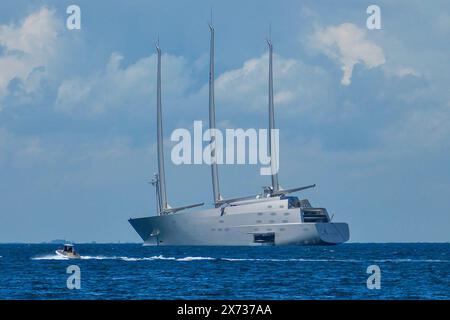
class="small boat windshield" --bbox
[64,245,74,253]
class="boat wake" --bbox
[30,254,450,263]
[31,254,215,261]
[32,254,70,260]
[32,254,111,260]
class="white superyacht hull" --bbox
[129,199,349,246]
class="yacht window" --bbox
[302,209,330,223]
[283,196,301,208]
[253,233,275,244]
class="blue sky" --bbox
[0,0,449,242]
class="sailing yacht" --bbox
[128,25,350,246]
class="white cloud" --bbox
[214,53,318,112]
[208,52,338,122]
[55,52,192,116]
[392,67,420,77]
[384,66,420,78]
[311,23,386,85]
[215,53,286,110]
[55,50,331,121]
[0,8,58,54]
[53,47,338,126]
[0,7,60,104]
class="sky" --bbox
[0,0,449,243]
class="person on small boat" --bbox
[56,244,81,258]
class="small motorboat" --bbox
[55,244,81,259]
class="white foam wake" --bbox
[32,254,70,260]
[175,256,215,261]
[31,255,450,263]
[220,258,361,262]
[32,254,116,261]
[31,254,216,261]
[120,255,215,262]
[373,259,450,263]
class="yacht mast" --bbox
[153,40,204,214]
[208,22,222,206]
[205,18,261,207]
[155,41,169,214]
[267,37,280,193]
[264,34,316,198]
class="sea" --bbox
[0,243,448,300]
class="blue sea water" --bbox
[0,243,448,300]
